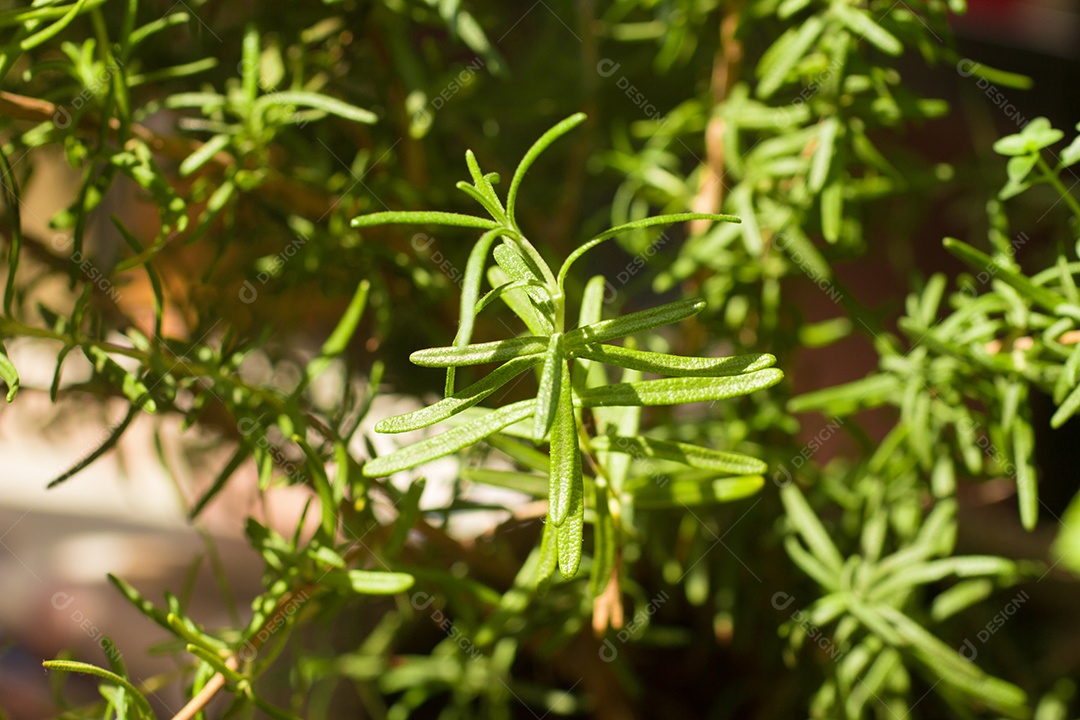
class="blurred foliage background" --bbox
[1,0,1080,718]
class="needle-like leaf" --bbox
[557,213,740,287]
[631,475,764,508]
[507,113,586,227]
[409,337,548,367]
[351,210,499,230]
[944,237,1080,318]
[548,362,581,527]
[533,333,564,442]
[0,340,19,402]
[446,228,509,393]
[590,435,767,475]
[557,480,584,578]
[565,297,705,345]
[377,354,543,433]
[577,369,783,407]
[362,399,533,477]
[589,484,615,596]
[567,342,775,377]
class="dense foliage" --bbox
[2,0,1079,718]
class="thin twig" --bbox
[167,585,315,720]
[0,90,335,218]
[689,2,743,236]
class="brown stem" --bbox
[168,584,315,720]
[0,91,335,218]
[689,1,743,236]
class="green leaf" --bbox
[953,57,1031,89]
[1013,420,1038,531]
[294,436,338,539]
[352,210,499,230]
[307,280,370,383]
[777,0,812,18]
[179,133,230,177]
[255,91,377,124]
[1051,382,1080,429]
[930,579,995,621]
[943,238,1077,318]
[1005,153,1038,186]
[536,517,559,590]
[731,184,763,254]
[868,556,1018,601]
[557,213,739,286]
[460,468,548,496]
[784,535,841,592]
[808,118,838,193]
[488,264,552,335]
[409,337,548,367]
[548,362,582,528]
[557,479,585,578]
[821,179,844,243]
[1061,133,1080,167]
[780,483,845,573]
[0,341,18,402]
[577,275,607,329]
[589,484,616,596]
[165,611,229,652]
[47,405,139,488]
[86,347,157,413]
[41,660,154,720]
[1054,341,1080,404]
[362,399,533,477]
[376,354,542,433]
[187,643,244,683]
[384,481,425,561]
[565,297,705,345]
[18,0,91,52]
[577,369,783,407]
[833,4,902,56]
[446,228,509,393]
[566,342,775,377]
[507,113,587,227]
[632,475,763,508]
[322,569,415,594]
[492,242,553,325]
[574,275,611,389]
[189,446,247,519]
[484,434,550,473]
[877,606,1028,716]
[993,117,1063,156]
[460,150,505,220]
[1053,488,1080,577]
[757,16,824,98]
[533,333,564,442]
[590,435,766,475]
[789,373,900,414]
[107,573,170,628]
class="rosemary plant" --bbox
[354,113,783,582]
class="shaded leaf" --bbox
[590,435,766,475]
[632,475,763,508]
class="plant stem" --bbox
[1037,154,1080,220]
